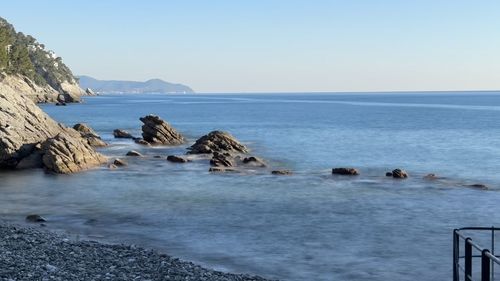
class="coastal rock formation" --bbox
[332,167,360,176]
[73,123,107,147]
[391,169,408,179]
[42,133,107,174]
[271,170,293,175]
[25,214,47,223]
[140,115,184,145]
[242,156,266,167]
[113,159,127,166]
[210,152,234,167]
[134,138,150,146]
[113,129,134,139]
[0,81,105,173]
[126,150,142,157]
[85,88,97,96]
[167,155,188,163]
[188,131,248,154]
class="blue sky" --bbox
[2,0,500,92]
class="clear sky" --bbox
[2,0,500,93]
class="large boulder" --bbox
[42,133,107,174]
[391,169,409,179]
[140,115,184,145]
[0,78,106,173]
[73,123,107,147]
[188,131,248,154]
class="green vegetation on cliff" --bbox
[0,17,77,88]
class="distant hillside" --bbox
[78,76,194,94]
[0,16,83,102]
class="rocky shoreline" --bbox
[0,222,271,281]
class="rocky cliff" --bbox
[0,78,106,173]
[0,17,84,103]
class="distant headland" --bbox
[77,75,194,94]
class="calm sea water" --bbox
[2,92,500,280]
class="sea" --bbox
[2,92,500,281]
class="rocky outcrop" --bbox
[390,169,408,179]
[42,133,107,174]
[140,115,184,145]
[85,88,97,96]
[271,170,292,175]
[166,155,189,163]
[113,129,134,139]
[242,156,266,167]
[0,74,61,103]
[0,80,106,173]
[210,152,234,167]
[188,131,248,154]
[73,123,107,147]
[332,167,359,176]
[126,150,142,157]
[113,159,127,166]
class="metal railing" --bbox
[454,227,500,281]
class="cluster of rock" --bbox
[0,81,106,174]
[140,115,185,145]
[73,123,107,147]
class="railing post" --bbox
[482,249,491,281]
[466,238,473,281]
[454,230,459,281]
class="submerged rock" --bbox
[332,167,359,176]
[113,158,127,166]
[209,167,237,173]
[391,169,408,179]
[423,173,438,180]
[73,123,107,147]
[188,131,248,154]
[385,172,393,177]
[126,150,142,157]
[140,115,184,145]
[466,183,488,190]
[133,138,150,146]
[113,129,134,139]
[42,133,107,174]
[271,170,293,175]
[26,214,47,223]
[166,155,188,163]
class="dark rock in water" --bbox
[271,170,293,175]
[166,155,188,163]
[134,138,150,146]
[210,152,234,167]
[113,158,127,166]
[85,88,97,96]
[153,155,162,159]
[391,169,408,179]
[209,167,236,173]
[332,167,359,176]
[466,184,488,190]
[188,131,248,154]
[242,156,266,167]
[55,102,66,106]
[126,150,142,157]
[385,172,393,177]
[140,115,184,145]
[423,173,438,180]
[26,214,46,223]
[113,129,134,139]
[73,123,107,147]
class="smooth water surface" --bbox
[2,92,500,280]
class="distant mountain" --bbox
[77,75,194,94]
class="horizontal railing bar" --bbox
[456,227,500,231]
[485,251,500,265]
